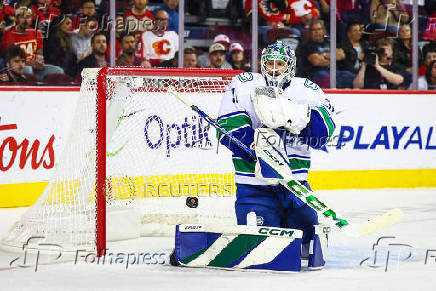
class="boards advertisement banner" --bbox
[0,89,435,207]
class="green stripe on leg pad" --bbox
[208,234,267,267]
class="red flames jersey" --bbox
[124,8,154,35]
[31,4,60,24]
[1,27,43,60]
[245,0,319,25]
[0,5,15,23]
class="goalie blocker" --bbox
[172,224,329,272]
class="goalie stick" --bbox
[167,88,403,238]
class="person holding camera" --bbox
[353,38,407,89]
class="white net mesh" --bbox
[2,68,238,252]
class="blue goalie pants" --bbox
[235,181,318,245]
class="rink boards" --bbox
[0,87,435,207]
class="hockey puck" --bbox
[186,197,198,208]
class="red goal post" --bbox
[94,67,241,255]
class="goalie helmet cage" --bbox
[2,67,241,256]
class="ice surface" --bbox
[0,188,435,291]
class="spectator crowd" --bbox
[0,0,435,90]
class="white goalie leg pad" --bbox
[174,224,303,272]
[307,224,330,270]
[254,128,293,183]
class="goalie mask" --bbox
[261,41,296,88]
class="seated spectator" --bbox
[44,14,77,77]
[161,0,178,31]
[11,0,32,8]
[417,60,436,90]
[197,34,232,68]
[160,47,199,68]
[244,0,286,26]
[338,22,369,75]
[116,32,150,67]
[284,0,320,36]
[353,37,407,89]
[72,16,97,62]
[0,2,15,22]
[77,31,107,74]
[106,14,125,59]
[72,0,97,30]
[124,0,153,36]
[148,0,178,32]
[335,0,371,42]
[419,48,436,76]
[1,7,63,81]
[369,0,410,33]
[0,45,27,84]
[182,47,198,68]
[245,0,319,37]
[31,0,60,28]
[393,24,420,72]
[0,2,15,34]
[140,10,178,66]
[207,43,229,69]
[229,42,251,71]
[296,19,353,88]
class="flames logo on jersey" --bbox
[290,0,315,17]
[152,40,171,56]
[260,0,280,16]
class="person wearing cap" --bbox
[229,42,251,72]
[1,7,63,81]
[208,43,232,69]
[213,34,230,51]
[197,33,232,68]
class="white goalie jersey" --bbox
[217,72,336,185]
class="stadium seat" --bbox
[23,73,38,85]
[43,73,74,85]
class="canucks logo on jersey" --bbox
[238,72,253,83]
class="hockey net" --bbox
[2,67,239,254]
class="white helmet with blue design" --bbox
[261,41,296,88]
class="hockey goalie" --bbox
[172,41,335,272]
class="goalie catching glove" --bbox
[251,86,311,135]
